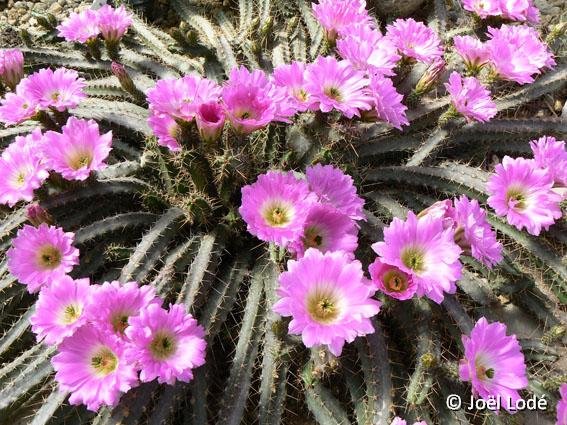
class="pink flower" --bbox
[487,156,562,235]
[239,170,316,246]
[148,111,181,152]
[0,89,39,125]
[391,418,428,425]
[86,281,161,339]
[500,0,539,23]
[125,304,206,385]
[272,61,316,113]
[0,48,24,88]
[57,9,100,43]
[385,18,443,64]
[30,276,91,345]
[312,0,372,41]
[445,72,496,123]
[221,66,278,134]
[372,212,462,304]
[486,25,555,85]
[450,196,503,268]
[459,317,528,413]
[52,324,138,411]
[462,0,501,18]
[7,224,80,293]
[557,384,567,425]
[305,164,365,221]
[369,259,417,300]
[530,136,567,187]
[273,249,381,356]
[147,75,221,121]
[0,129,49,207]
[287,204,358,258]
[42,117,112,181]
[367,73,409,130]
[196,102,225,143]
[20,68,86,112]
[336,25,400,75]
[453,36,490,71]
[96,5,132,42]
[304,56,372,118]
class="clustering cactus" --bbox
[0,0,566,424]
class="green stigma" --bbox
[90,347,118,377]
[36,245,62,270]
[149,331,178,360]
[400,246,425,273]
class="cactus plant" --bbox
[0,0,566,424]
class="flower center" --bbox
[306,288,340,324]
[111,311,130,335]
[323,86,342,101]
[149,331,178,360]
[505,186,527,210]
[294,88,309,102]
[60,303,82,325]
[382,270,408,292]
[475,362,495,380]
[67,149,93,170]
[90,346,119,377]
[36,244,62,270]
[401,246,425,273]
[262,201,293,227]
[11,169,28,188]
[50,91,60,101]
[303,226,324,249]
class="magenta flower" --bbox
[20,68,86,112]
[304,56,372,118]
[500,0,540,22]
[445,72,496,123]
[0,48,24,89]
[96,5,132,42]
[372,212,462,304]
[147,75,221,122]
[487,156,562,236]
[530,136,567,187]
[287,204,358,258]
[385,18,443,64]
[148,111,181,152]
[0,89,39,125]
[391,418,428,425]
[453,36,489,72]
[486,25,556,85]
[196,102,225,143]
[0,129,49,207]
[557,384,567,425]
[42,117,112,181]
[57,9,100,43]
[367,73,409,130]
[7,224,79,293]
[450,196,503,268]
[336,25,400,76]
[273,249,381,356]
[52,324,138,411]
[459,317,528,412]
[239,170,316,246]
[369,258,417,301]
[305,164,365,221]
[125,304,207,385]
[417,199,454,229]
[86,281,160,339]
[30,276,91,345]
[272,61,316,113]
[221,66,278,134]
[462,0,501,18]
[311,0,372,41]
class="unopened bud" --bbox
[414,59,446,96]
[26,204,54,226]
[0,48,24,90]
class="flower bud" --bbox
[0,48,24,90]
[414,59,445,96]
[26,204,54,227]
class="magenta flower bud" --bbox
[26,203,54,227]
[0,48,25,89]
[111,61,134,91]
[414,59,446,95]
[195,102,225,143]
